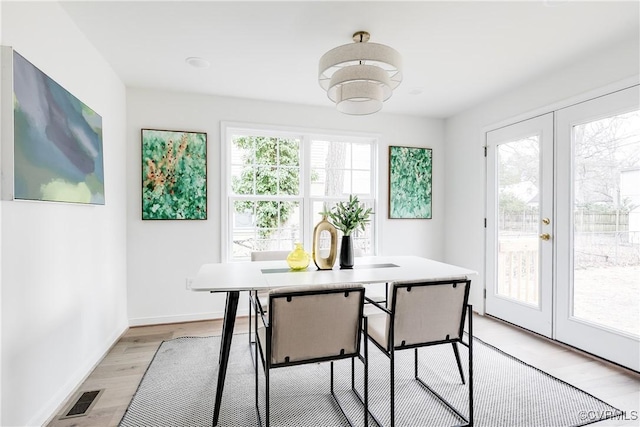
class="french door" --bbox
[555,88,639,371]
[486,86,640,371]
[486,113,554,337]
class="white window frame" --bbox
[221,122,379,262]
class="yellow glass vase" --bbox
[286,243,310,271]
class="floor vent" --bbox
[59,389,104,419]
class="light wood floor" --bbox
[46,314,640,427]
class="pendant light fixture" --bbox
[319,31,403,115]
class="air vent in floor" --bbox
[59,389,104,419]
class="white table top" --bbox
[190,255,477,292]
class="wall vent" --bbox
[59,389,104,419]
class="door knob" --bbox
[540,233,551,241]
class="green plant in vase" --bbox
[327,194,373,269]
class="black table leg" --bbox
[213,290,239,426]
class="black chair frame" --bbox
[364,282,389,307]
[249,289,258,347]
[365,278,473,427]
[253,287,371,427]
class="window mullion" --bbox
[301,134,311,248]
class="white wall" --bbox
[0,2,4,423]
[443,37,640,314]
[127,89,444,324]
[0,3,128,426]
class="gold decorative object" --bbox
[312,214,338,270]
[286,243,310,271]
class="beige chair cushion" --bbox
[250,251,289,309]
[261,283,364,365]
[250,250,290,261]
[367,278,469,350]
[366,312,388,350]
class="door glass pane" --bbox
[572,110,640,337]
[497,136,541,307]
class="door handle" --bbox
[540,233,551,241]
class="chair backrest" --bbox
[387,278,470,349]
[250,250,290,261]
[267,283,365,366]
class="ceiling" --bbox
[59,1,639,118]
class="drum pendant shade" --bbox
[318,31,403,115]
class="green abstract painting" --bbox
[142,129,207,220]
[389,146,432,219]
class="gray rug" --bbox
[119,334,622,427]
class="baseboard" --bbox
[34,323,128,427]
[127,309,240,326]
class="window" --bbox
[223,123,377,261]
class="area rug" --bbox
[119,334,622,427]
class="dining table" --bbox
[190,255,477,426]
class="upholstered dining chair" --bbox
[250,250,291,262]
[365,278,473,427]
[253,283,369,427]
[248,251,290,346]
